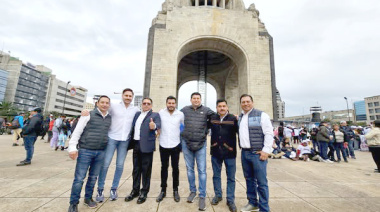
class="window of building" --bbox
[368,102,374,107]
[370,116,375,120]
[377,115,380,120]
[369,109,374,114]
[375,102,380,107]
[376,108,380,113]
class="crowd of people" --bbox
[4,88,380,212]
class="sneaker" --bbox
[187,192,197,203]
[12,143,19,146]
[68,203,78,212]
[337,159,341,163]
[96,189,104,202]
[240,203,259,212]
[199,197,206,211]
[110,189,118,201]
[344,159,348,163]
[84,198,97,208]
[318,156,324,162]
[16,161,31,166]
[323,159,333,163]
[227,201,237,212]
[211,196,222,205]
[352,156,356,159]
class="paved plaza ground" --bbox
[0,134,379,212]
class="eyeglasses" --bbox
[142,102,151,105]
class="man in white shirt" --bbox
[238,94,273,212]
[67,96,112,212]
[156,96,184,203]
[94,88,140,202]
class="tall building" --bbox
[276,90,285,119]
[354,100,367,122]
[85,102,95,110]
[134,95,143,109]
[365,95,380,123]
[0,52,50,112]
[44,75,87,116]
[0,68,8,102]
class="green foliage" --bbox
[0,101,19,119]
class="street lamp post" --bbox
[344,97,351,123]
[62,81,71,115]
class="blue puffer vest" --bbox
[238,109,265,151]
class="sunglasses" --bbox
[142,102,151,105]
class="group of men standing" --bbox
[67,88,274,212]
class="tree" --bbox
[0,101,19,119]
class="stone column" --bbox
[213,0,217,7]
[195,0,199,6]
[205,0,207,6]
[222,0,225,8]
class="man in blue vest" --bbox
[238,94,274,212]
[125,97,161,204]
[67,96,112,212]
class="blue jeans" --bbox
[241,150,269,212]
[334,142,347,160]
[97,138,129,190]
[211,156,236,203]
[70,148,105,204]
[312,139,320,153]
[345,139,356,157]
[23,136,37,162]
[181,139,207,198]
[319,141,328,160]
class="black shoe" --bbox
[55,147,58,151]
[137,193,147,204]
[211,196,222,205]
[61,146,65,151]
[68,203,78,212]
[227,201,237,212]
[12,143,19,146]
[174,190,180,202]
[16,161,31,166]
[84,198,97,208]
[125,190,139,202]
[156,191,166,202]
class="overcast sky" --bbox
[1,0,379,116]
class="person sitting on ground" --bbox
[281,139,296,160]
[295,140,312,161]
[365,120,380,173]
[269,140,285,159]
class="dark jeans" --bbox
[327,141,335,160]
[334,142,347,160]
[69,148,105,204]
[159,144,181,191]
[312,139,320,153]
[369,146,380,170]
[132,142,154,195]
[211,156,236,203]
[319,141,328,160]
[345,139,356,157]
[241,150,269,212]
[23,136,37,162]
[47,131,53,142]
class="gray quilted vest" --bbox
[238,109,265,151]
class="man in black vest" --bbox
[67,96,112,212]
[209,99,238,212]
[238,94,274,212]
[125,97,161,204]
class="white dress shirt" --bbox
[68,108,109,153]
[239,109,274,154]
[133,110,149,141]
[108,102,139,141]
[159,108,185,148]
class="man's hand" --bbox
[149,118,156,130]
[259,151,269,161]
[81,110,90,116]
[69,151,78,160]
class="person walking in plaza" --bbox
[310,126,319,152]
[47,115,54,143]
[94,88,139,202]
[16,108,43,166]
[238,94,274,212]
[125,97,161,204]
[209,99,238,212]
[332,124,348,163]
[317,121,333,163]
[155,96,184,203]
[180,92,214,211]
[11,112,25,146]
[340,121,356,159]
[67,96,112,212]
[365,120,380,173]
[51,114,65,150]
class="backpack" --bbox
[9,116,20,129]
[36,118,44,136]
[278,126,284,137]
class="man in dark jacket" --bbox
[340,121,356,159]
[180,92,214,211]
[16,108,43,166]
[125,97,161,204]
[67,96,112,212]
[209,99,238,212]
[316,121,332,163]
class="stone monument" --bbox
[143,0,278,119]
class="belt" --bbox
[241,148,260,154]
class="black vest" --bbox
[79,109,112,150]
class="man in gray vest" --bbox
[180,92,214,211]
[238,94,273,212]
[67,96,112,212]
